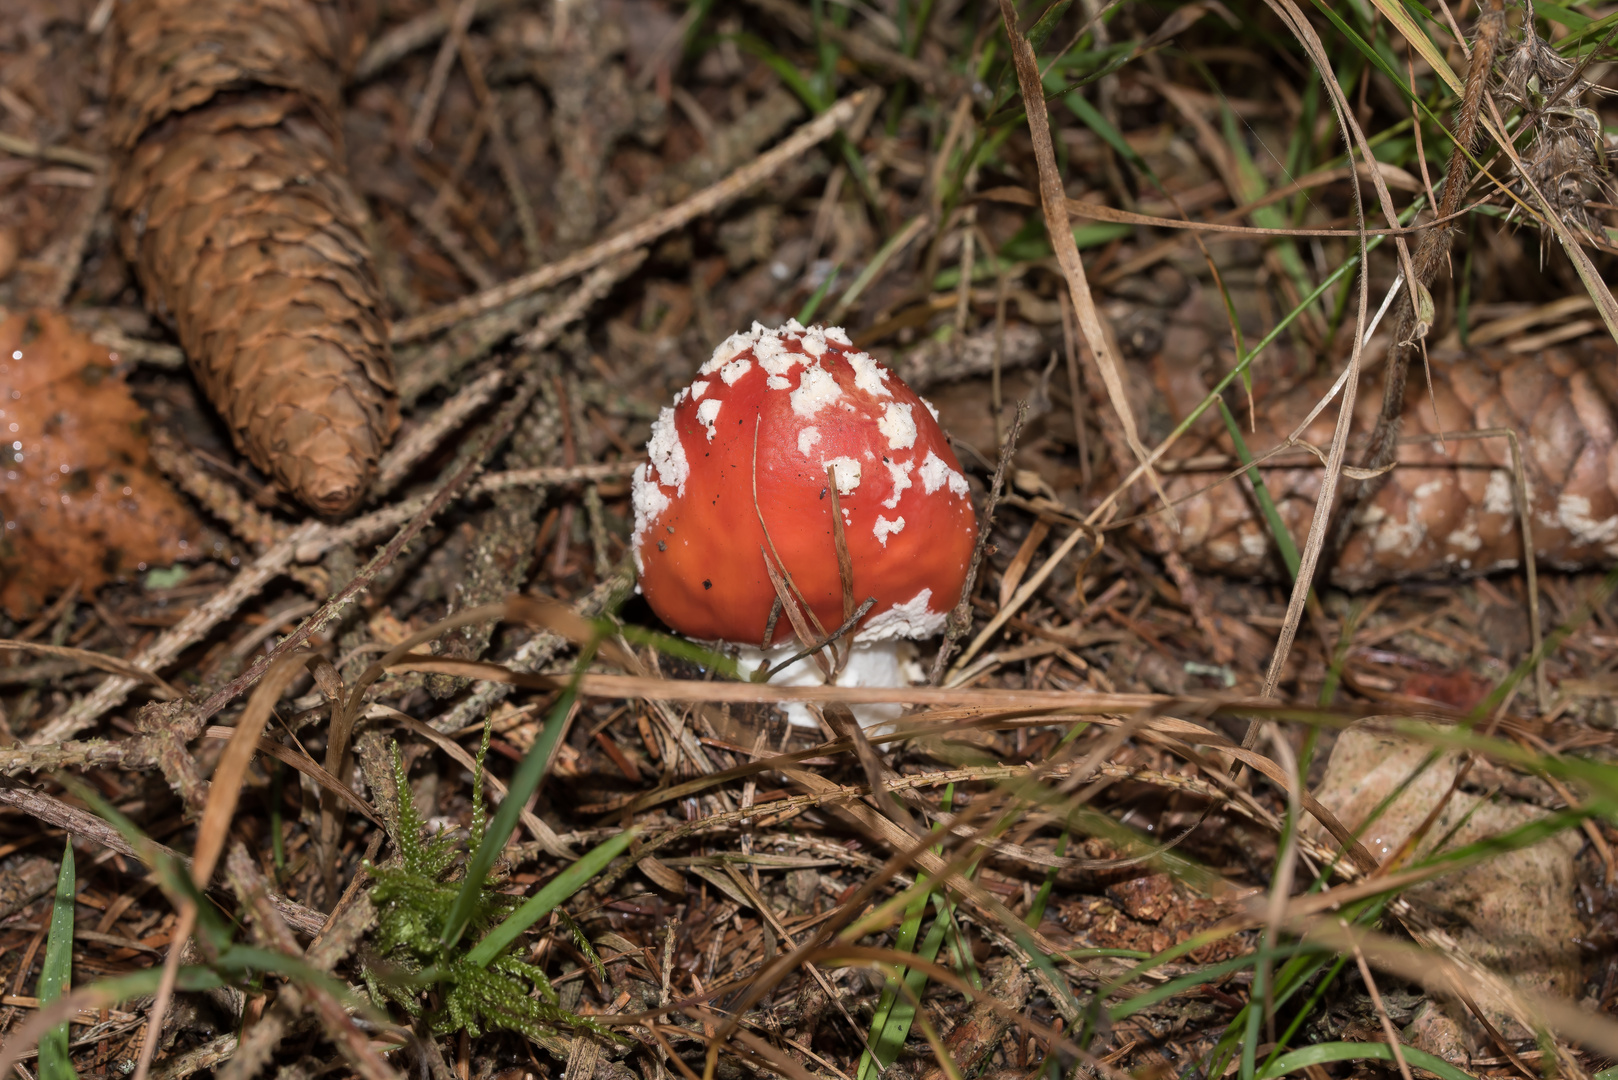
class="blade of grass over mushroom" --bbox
[795,260,843,324]
[36,837,77,1080]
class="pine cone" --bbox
[108,0,396,515]
[1153,343,1618,588]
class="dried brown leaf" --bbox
[0,309,204,618]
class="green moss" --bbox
[363,734,615,1044]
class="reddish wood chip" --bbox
[0,309,203,618]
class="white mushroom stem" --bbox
[732,639,922,732]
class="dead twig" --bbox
[390,90,872,343]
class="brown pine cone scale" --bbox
[109,0,395,515]
[1154,342,1618,588]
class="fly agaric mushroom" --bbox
[632,320,978,724]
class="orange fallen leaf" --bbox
[0,309,203,618]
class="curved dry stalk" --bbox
[1353,0,1510,492]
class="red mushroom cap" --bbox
[633,321,978,647]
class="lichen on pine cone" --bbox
[108,0,396,515]
[1151,341,1618,588]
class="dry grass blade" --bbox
[200,726,380,825]
[0,780,325,934]
[1241,0,1387,721]
[1301,918,1618,1065]
[0,979,152,1080]
[1345,926,1417,1080]
[997,0,1170,519]
[0,640,183,699]
[132,650,312,1080]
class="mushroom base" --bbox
[733,639,924,731]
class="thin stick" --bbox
[1346,926,1417,1080]
[372,367,506,498]
[391,91,872,343]
[29,522,325,744]
[192,365,549,727]
[0,780,319,933]
[407,0,479,150]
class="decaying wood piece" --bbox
[108,0,397,515]
[1153,343,1618,588]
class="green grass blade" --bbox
[1258,1041,1476,1080]
[856,878,932,1080]
[1215,397,1302,581]
[466,827,638,967]
[443,638,601,950]
[858,903,950,1080]
[1025,833,1067,928]
[36,838,78,1080]
[797,262,843,324]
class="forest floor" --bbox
[4,1,1618,1080]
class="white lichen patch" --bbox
[689,380,709,400]
[873,515,905,546]
[918,450,969,497]
[878,401,917,450]
[846,351,891,398]
[646,407,689,494]
[823,456,862,494]
[882,458,913,508]
[791,363,842,418]
[1446,517,1482,552]
[1372,510,1425,558]
[857,588,945,642]
[1484,470,1515,516]
[1557,492,1618,547]
[696,398,722,441]
[798,426,821,455]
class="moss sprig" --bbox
[362,735,618,1044]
